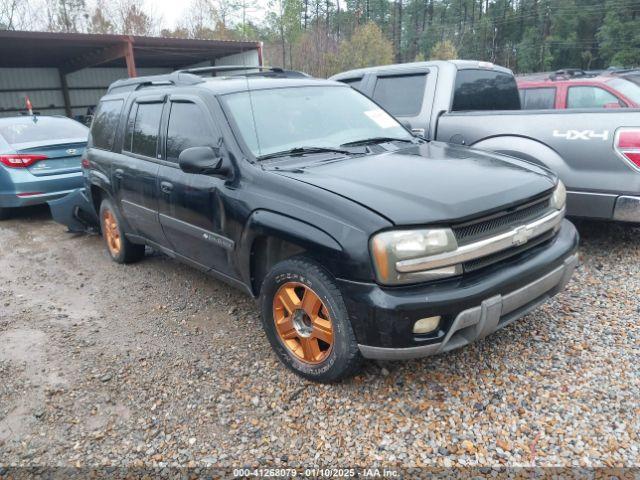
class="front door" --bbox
[157,97,233,274]
[111,96,166,246]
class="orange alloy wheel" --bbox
[102,209,121,257]
[273,282,334,364]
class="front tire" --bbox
[0,207,10,221]
[259,257,362,382]
[99,199,145,264]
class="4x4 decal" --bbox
[553,129,609,141]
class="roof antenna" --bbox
[244,48,262,158]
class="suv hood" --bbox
[272,141,556,226]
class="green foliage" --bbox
[18,0,640,74]
[597,0,640,67]
[335,22,394,71]
[430,40,457,60]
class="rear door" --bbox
[519,87,557,110]
[157,95,233,274]
[111,95,166,246]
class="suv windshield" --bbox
[0,117,88,146]
[221,85,412,158]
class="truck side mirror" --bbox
[178,146,228,176]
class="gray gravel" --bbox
[0,206,638,468]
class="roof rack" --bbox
[106,66,310,94]
[549,68,599,81]
[176,65,310,78]
[106,72,205,94]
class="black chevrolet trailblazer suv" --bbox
[66,67,579,382]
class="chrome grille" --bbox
[462,229,556,273]
[453,195,551,246]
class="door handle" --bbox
[160,181,174,194]
[114,168,124,179]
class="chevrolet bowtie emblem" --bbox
[512,226,531,246]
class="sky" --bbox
[145,0,187,29]
[144,0,267,30]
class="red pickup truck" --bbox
[518,73,640,110]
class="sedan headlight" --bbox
[550,180,567,210]
[370,228,460,285]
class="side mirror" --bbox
[178,146,227,176]
[604,102,622,109]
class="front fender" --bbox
[237,209,344,289]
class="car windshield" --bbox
[0,117,88,146]
[608,78,640,104]
[221,85,412,158]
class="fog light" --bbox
[413,316,441,334]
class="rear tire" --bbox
[259,257,362,382]
[99,198,145,264]
[0,207,10,220]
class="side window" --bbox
[521,88,556,109]
[166,102,213,162]
[125,102,163,158]
[372,73,427,116]
[91,100,123,150]
[566,86,622,109]
[340,77,363,92]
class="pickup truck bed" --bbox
[331,60,640,222]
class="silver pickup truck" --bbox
[331,61,640,223]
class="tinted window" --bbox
[166,102,213,162]
[452,69,521,111]
[340,77,363,91]
[127,103,162,158]
[372,74,427,116]
[566,86,622,108]
[91,100,122,150]
[521,88,556,109]
[0,117,88,146]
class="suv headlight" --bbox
[550,180,566,210]
[370,228,460,285]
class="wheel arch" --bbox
[238,210,344,297]
[471,135,571,180]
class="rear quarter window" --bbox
[91,100,124,150]
[520,87,556,109]
[452,69,521,111]
[372,73,427,116]
[0,117,88,146]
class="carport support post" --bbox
[124,38,137,78]
[58,69,72,118]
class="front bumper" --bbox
[338,220,579,359]
[47,188,98,232]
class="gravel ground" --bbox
[0,206,638,470]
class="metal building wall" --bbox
[0,67,171,119]
[0,49,259,119]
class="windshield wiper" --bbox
[257,146,354,161]
[340,137,415,147]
